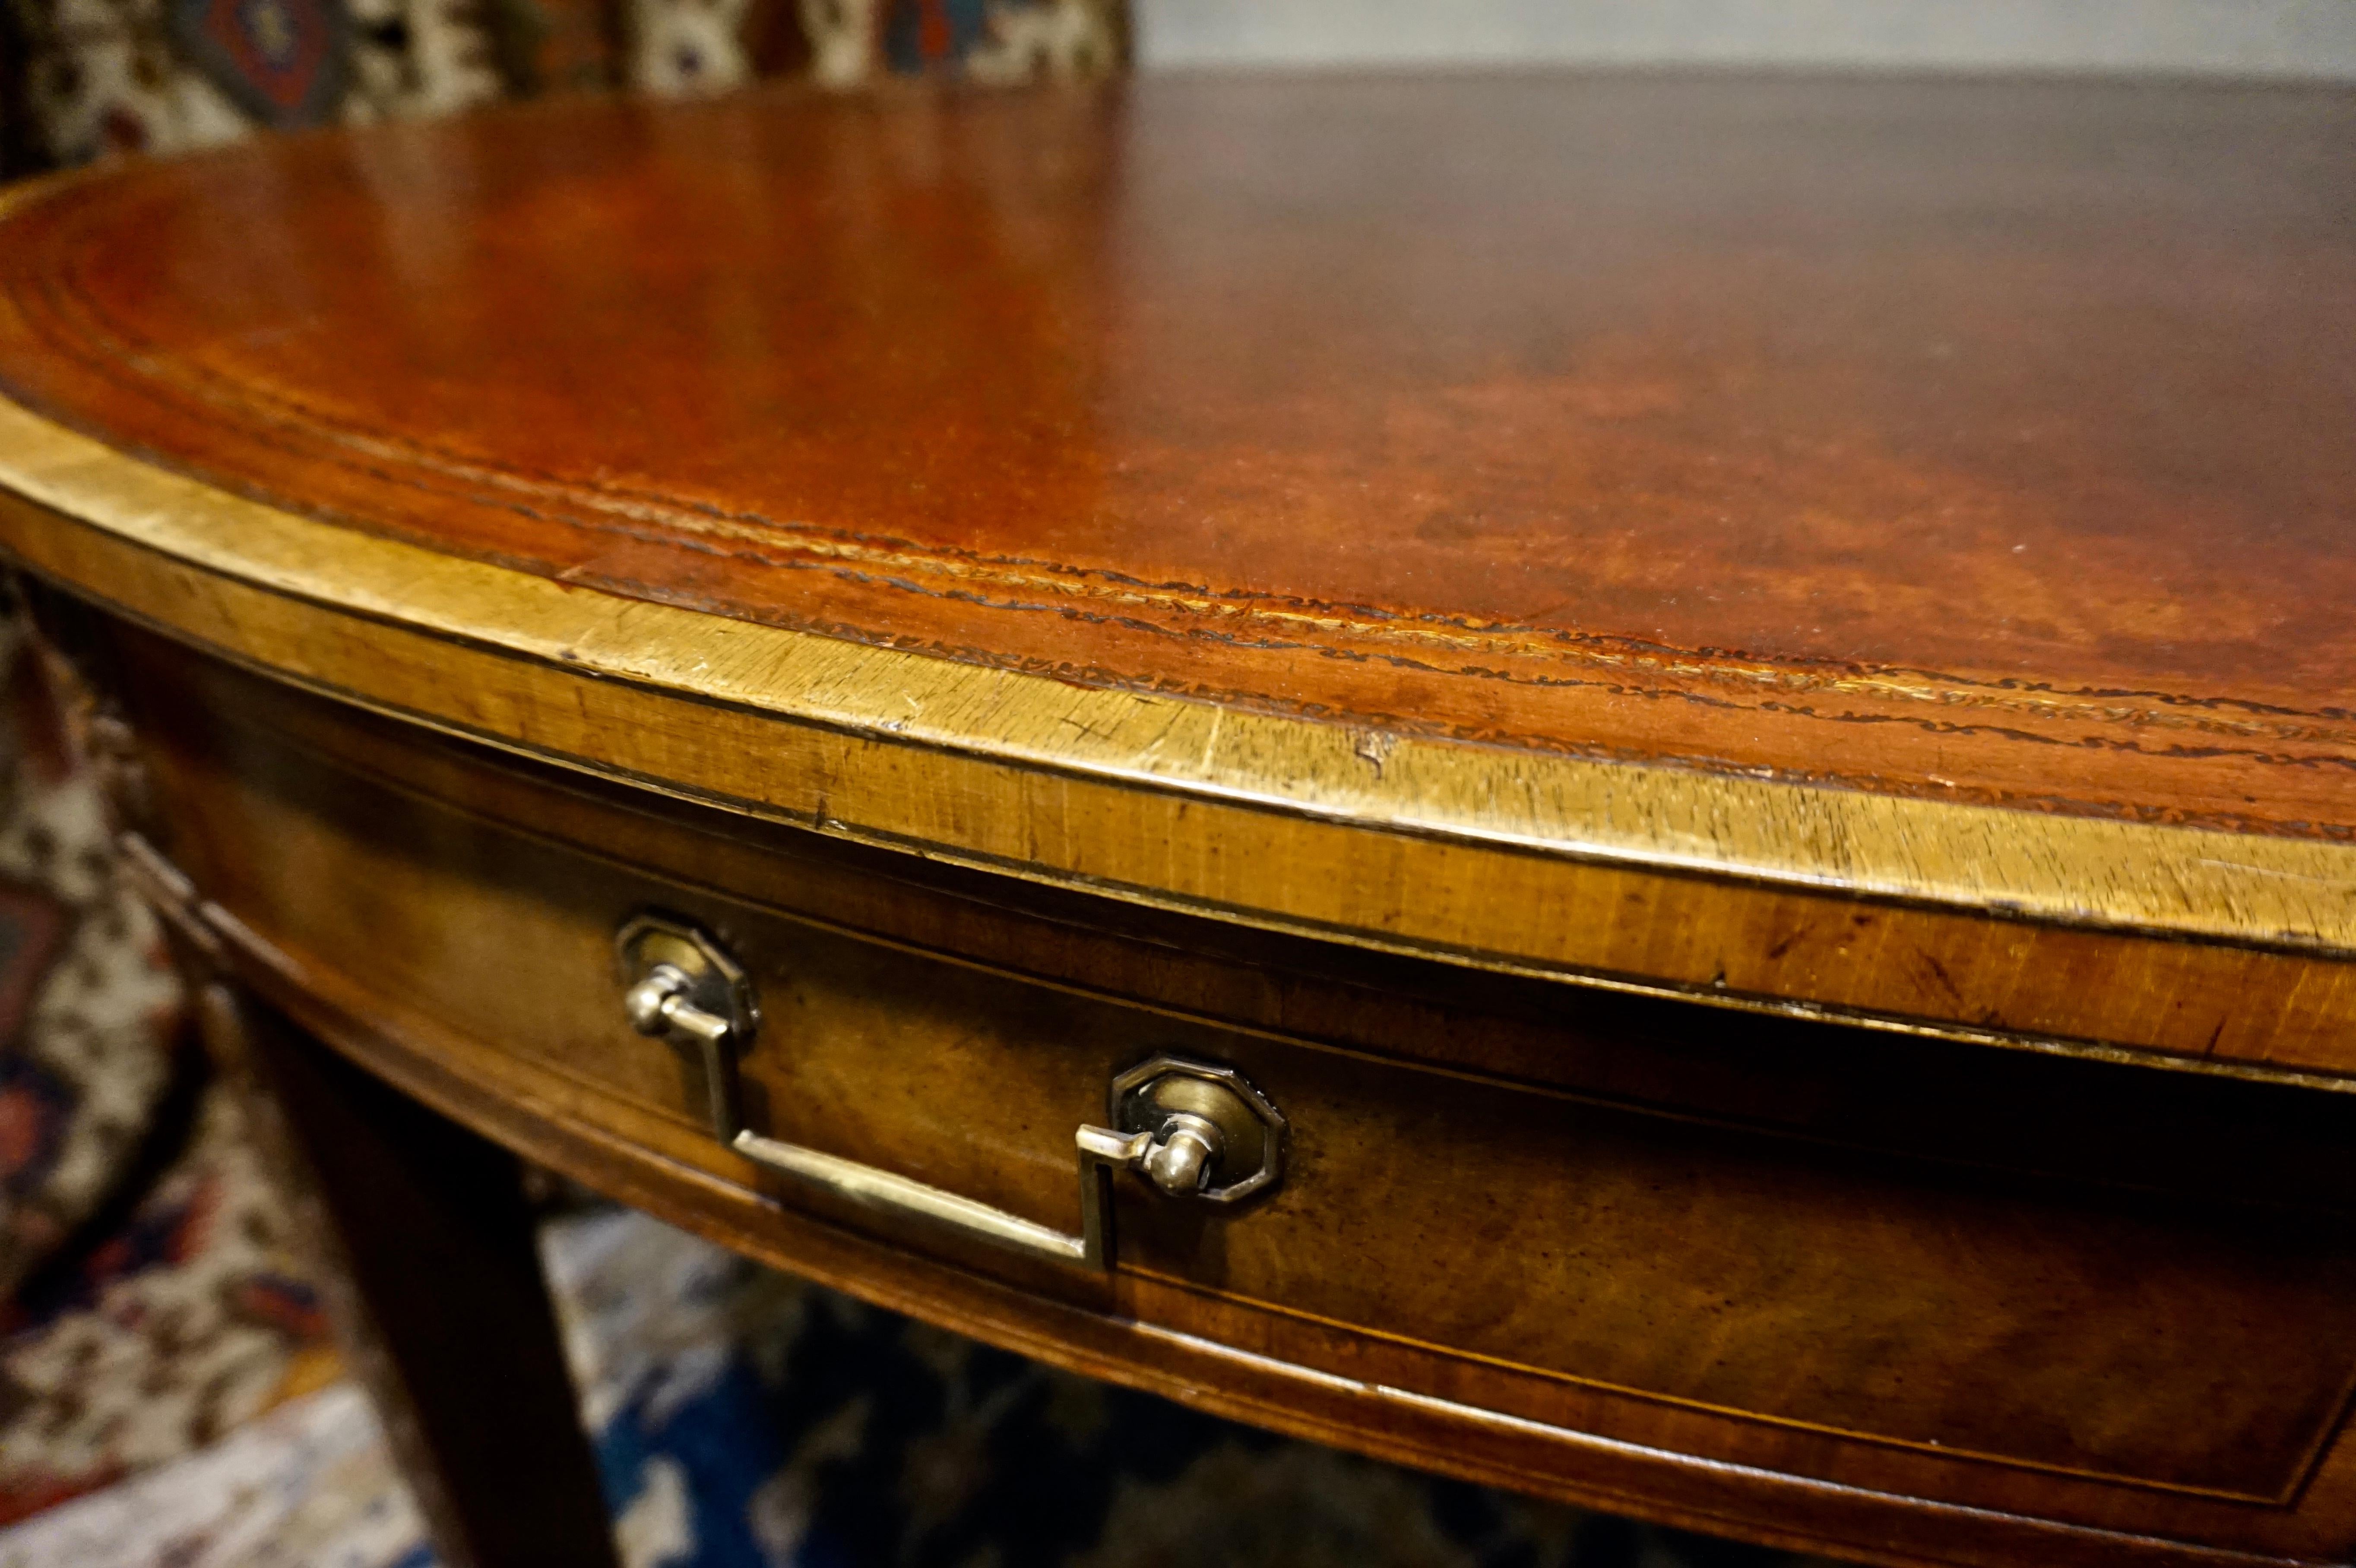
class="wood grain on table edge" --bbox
[6,389,2356,1078]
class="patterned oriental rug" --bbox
[542,1208,1814,1568]
[0,1201,1840,1568]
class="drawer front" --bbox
[116,637,2356,1559]
[725,914,2356,1502]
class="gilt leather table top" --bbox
[2,73,2353,837]
[8,72,2356,1041]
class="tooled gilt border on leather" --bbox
[10,190,2356,846]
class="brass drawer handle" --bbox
[618,914,1283,1270]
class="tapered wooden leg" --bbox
[193,981,622,1568]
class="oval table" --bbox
[2,72,2355,1568]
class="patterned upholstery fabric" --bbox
[0,0,1123,174]
[0,1085,337,1524]
[0,617,337,1526]
[0,620,182,1307]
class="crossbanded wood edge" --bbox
[3,393,2350,942]
[12,390,2356,1092]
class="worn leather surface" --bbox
[2,75,2352,835]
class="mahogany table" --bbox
[1,72,2353,1568]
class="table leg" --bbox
[193,981,624,1568]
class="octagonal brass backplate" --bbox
[615,911,760,1050]
[1108,1055,1284,1203]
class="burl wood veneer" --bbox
[0,72,2353,1568]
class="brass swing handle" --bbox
[623,955,1282,1271]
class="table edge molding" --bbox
[5,392,2353,962]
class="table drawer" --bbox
[115,639,2356,1557]
[655,909,2356,1507]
